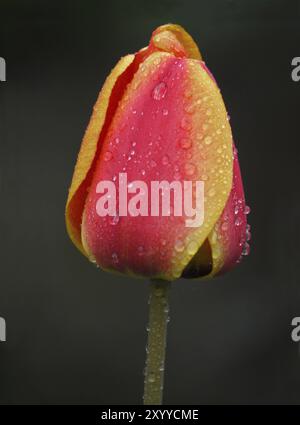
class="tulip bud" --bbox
[66,24,250,281]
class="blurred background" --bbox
[0,0,300,404]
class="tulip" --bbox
[65,24,250,404]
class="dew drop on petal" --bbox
[208,188,216,197]
[221,221,229,231]
[180,117,192,131]
[185,163,196,176]
[180,137,192,149]
[175,239,185,252]
[204,136,212,145]
[137,246,144,256]
[162,155,169,165]
[187,240,198,255]
[246,223,251,241]
[242,242,250,256]
[152,82,167,100]
[109,213,119,226]
[244,205,251,215]
[111,252,119,264]
[104,151,113,161]
[235,217,242,226]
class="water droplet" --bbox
[137,246,144,256]
[221,221,229,231]
[185,163,196,176]
[110,214,119,225]
[187,240,198,255]
[141,169,146,176]
[150,160,157,168]
[175,239,185,252]
[196,133,204,142]
[112,253,119,264]
[184,102,196,114]
[148,373,156,383]
[234,205,239,215]
[206,108,212,116]
[180,117,192,131]
[180,137,192,149]
[208,188,216,197]
[212,246,221,259]
[162,108,169,116]
[184,89,193,98]
[245,223,251,241]
[204,136,212,145]
[242,242,250,256]
[244,205,251,215]
[104,151,112,161]
[152,82,167,100]
[235,217,242,226]
[162,155,169,165]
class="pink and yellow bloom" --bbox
[65,24,250,281]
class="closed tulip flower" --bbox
[65,24,250,404]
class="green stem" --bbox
[143,280,171,405]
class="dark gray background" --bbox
[0,0,300,405]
